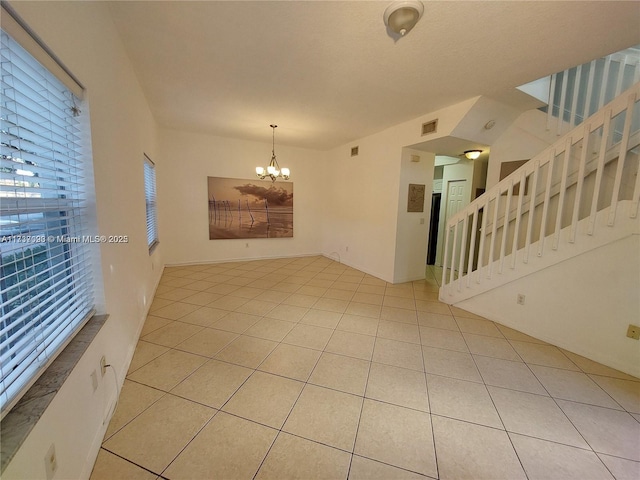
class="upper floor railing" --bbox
[441,82,640,297]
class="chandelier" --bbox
[256,124,290,182]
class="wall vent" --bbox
[421,119,438,136]
[351,146,359,157]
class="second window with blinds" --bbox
[144,155,159,253]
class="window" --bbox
[144,155,158,252]
[0,24,94,415]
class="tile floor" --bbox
[90,256,640,480]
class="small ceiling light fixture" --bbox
[464,150,483,160]
[384,1,424,37]
[256,124,290,182]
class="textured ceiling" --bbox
[108,1,640,150]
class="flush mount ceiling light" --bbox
[384,1,424,37]
[256,124,290,182]
[464,150,483,160]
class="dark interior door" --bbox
[427,193,441,265]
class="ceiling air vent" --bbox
[421,119,438,136]
[351,146,359,157]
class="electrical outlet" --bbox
[517,294,526,305]
[44,444,57,480]
[100,356,107,376]
[627,324,640,340]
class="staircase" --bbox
[439,82,640,304]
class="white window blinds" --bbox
[144,155,158,251]
[0,28,94,415]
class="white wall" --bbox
[456,235,640,377]
[321,98,479,282]
[393,149,435,283]
[158,129,324,265]
[486,109,557,189]
[456,234,640,377]
[4,2,161,479]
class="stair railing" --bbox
[442,82,639,297]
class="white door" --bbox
[436,179,468,266]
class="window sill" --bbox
[0,314,109,473]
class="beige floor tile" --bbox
[474,356,547,395]
[141,322,203,348]
[597,453,640,480]
[354,399,437,477]
[558,400,640,461]
[297,285,328,297]
[223,371,304,428]
[235,299,279,316]
[345,301,382,318]
[174,327,237,357]
[417,312,459,331]
[155,288,200,302]
[127,341,170,374]
[377,320,421,344]
[529,365,622,409]
[208,295,249,311]
[90,449,157,480]
[211,311,261,333]
[449,306,484,319]
[361,276,386,287]
[255,432,351,480]
[385,285,414,299]
[380,306,418,324]
[180,290,222,306]
[149,297,174,313]
[352,292,384,306]
[103,394,214,474]
[427,375,501,428]
[322,287,354,300]
[510,433,614,480]
[432,415,526,480]
[178,306,229,327]
[300,308,343,328]
[205,283,241,295]
[488,386,588,448]
[415,300,451,314]
[105,380,164,439]
[226,286,265,299]
[214,335,277,368]
[419,326,468,353]
[332,281,360,292]
[366,363,429,412]
[325,330,376,361]
[589,375,640,413]
[306,278,335,288]
[280,293,319,308]
[309,352,370,396]
[373,338,424,371]
[348,455,429,479]
[422,346,483,383]
[164,412,277,480]
[312,297,349,313]
[127,349,207,391]
[283,384,362,451]
[270,281,300,293]
[265,304,308,322]
[510,341,580,370]
[496,324,549,345]
[561,350,639,381]
[455,317,503,338]
[244,317,296,342]
[151,302,201,320]
[171,359,252,409]
[464,333,521,361]
[337,314,379,336]
[258,343,322,381]
[140,315,173,337]
[383,296,416,310]
[356,284,386,295]
[282,324,334,350]
[254,289,291,303]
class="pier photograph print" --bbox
[207,176,293,239]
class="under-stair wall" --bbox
[439,83,640,376]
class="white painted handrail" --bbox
[442,83,640,296]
